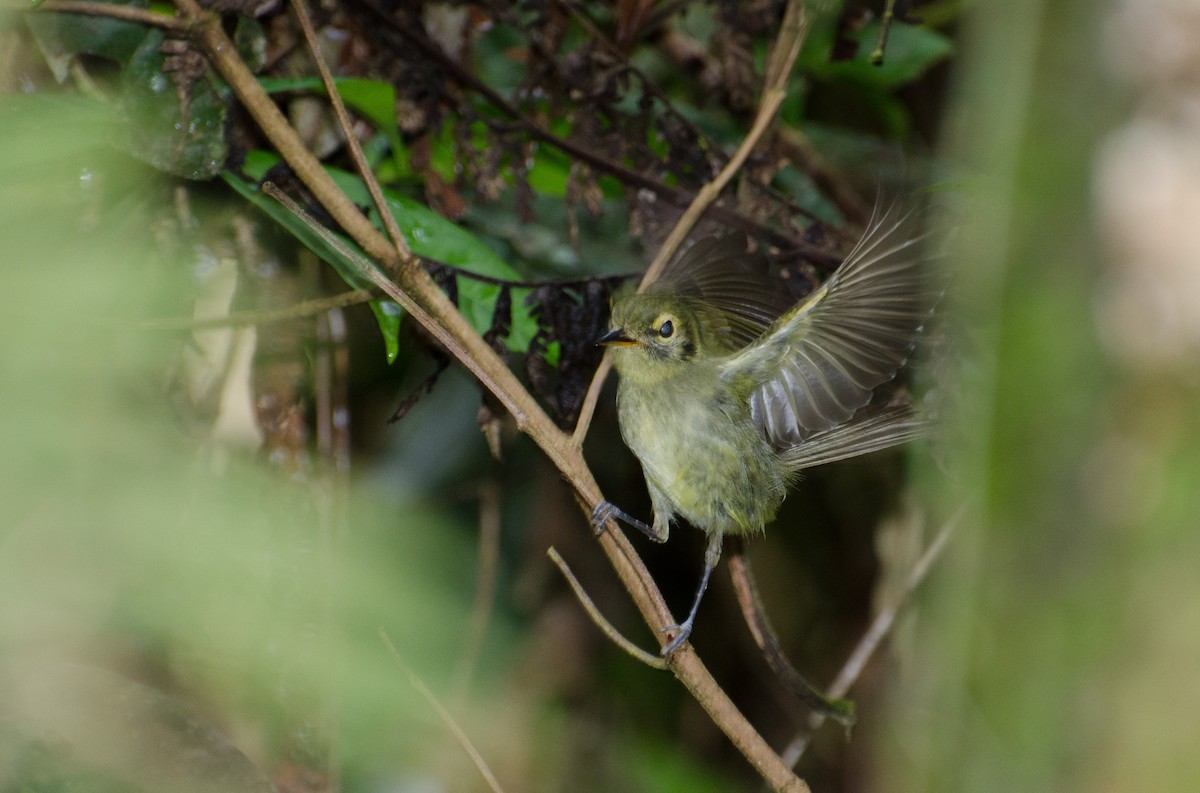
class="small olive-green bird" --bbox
[595,205,931,654]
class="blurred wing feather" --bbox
[728,203,931,448]
[778,405,929,470]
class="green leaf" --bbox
[25,2,154,79]
[121,30,229,179]
[227,152,541,358]
[526,149,571,196]
[25,5,229,179]
[369,300,405,365]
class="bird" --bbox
[593,203,933,655]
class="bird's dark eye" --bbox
[658,320,674,338]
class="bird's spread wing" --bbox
[722,203,931,449]
[777,404,928,471]
[655,234,793,349]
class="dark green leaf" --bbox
[25,2,154,79]
[369,300,405,365]
[25,5,229,179]
[226,152,540,357]
[121,30,229,179]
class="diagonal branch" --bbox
[169,1,810,787]
[287,0,411,258]
[727,539,856,730]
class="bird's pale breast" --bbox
[616,369,786,537]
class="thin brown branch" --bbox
[638,88,788,289]
[548,547,668,670]
[177,0,809,785]
[570,355,611,447]
[380,630,507,793]
[781,504,963,768]
[134,288,377,331]
[639,0,810,288]
[727,539,856,730]
[287,0,411,258]
[34,0,188,31]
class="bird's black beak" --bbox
[596,328,638,347]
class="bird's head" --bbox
[597,292,706,382]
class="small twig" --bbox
[379,630,507,793]
[781,504,963,768]
[640,0,812,287]
[453,479,504,703]
[727,539,856,730]
[134,288,377,331]
[33,0,188,31]
[638,88,788,289]
[870,0,898,66]
[548,548,668,670]
[570,355,611,447]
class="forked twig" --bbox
[380,630,507,793]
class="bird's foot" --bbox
[591,499,656,540]
[660,617,695,656]
[590,500,616,537]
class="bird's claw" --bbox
[660,619,694,656]
[592,499,658,540]
[591,500,616,537]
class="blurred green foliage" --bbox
[12,1,1199,793]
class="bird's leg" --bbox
[661,532,723,655]
[591,500,656,540]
